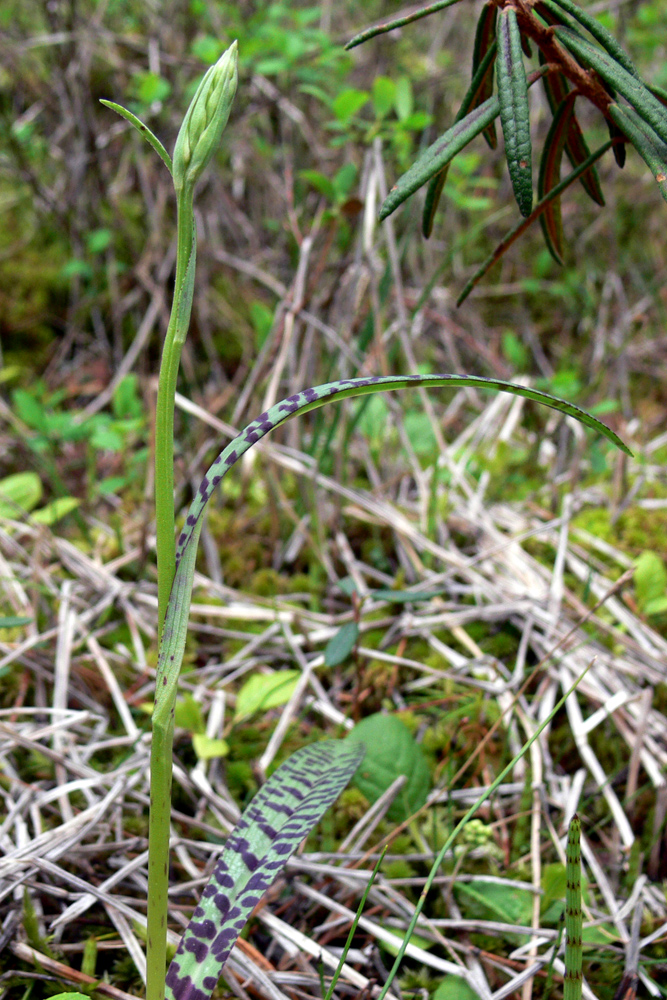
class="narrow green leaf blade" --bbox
[608,102,667,203]
[472,3,499,149]
[423,40,498,236]
[540,59,605,205]
[564,814,583,1000]
[538,91,577,263]
[554,27,667,147]
[346,0,465,50]
[548,0,638,79]
[496,8,533,216]
[165,740,365,1000]
[99,100,173,174]
[381,99,501,221]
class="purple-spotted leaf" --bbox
[538,91,577,264]
[155,374,629,739]
[496,8,533,217]
[164,739,365,1000]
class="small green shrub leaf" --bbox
[0,616,32,628]
[324,621,359,667]
[348,712,430,821]
[496,8,533,216]
[634,551,667,615]
[31,497,80,526]
[192,734,229,760]
[234,670,301,719]
[165,740,364,1000]
[0,472,42,517]
[432,977,480,1000]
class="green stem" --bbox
[146,716,175,1000]
[155,185,196,638]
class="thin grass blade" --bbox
[608,102,667,203]
[564,814,583,1000]
[496,8,533,216]
[99,100,173,174]
[165,740,365,1000]
[538,91,577,263]
[554,26,667,147]
[346,0,464,50]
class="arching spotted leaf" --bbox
[496,8,533,216]
[165,740,365,1000]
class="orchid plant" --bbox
[51,27,626,1000]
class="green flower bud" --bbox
[173,41,238,194]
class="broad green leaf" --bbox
[299,169,336,202]
[554,27,667,148]
[370,589,445,603]
[234,670,300,720]
[175,692,205,733]
[538,91,577,263]
[455,879,533,928]
[0,472,42,517]
[0,616,32,628]
[373,76,397,118]
[165,739,364,1000]
[634,551,667,615]
[496,8,533,217]
[31,497,80,526]
[608,103,667,204]
[192,734,229,760]
[433,977,481,1000]
[324,622,359,667]
[332,88,369,123]
[99,100,173,175]
[48,994,91,1000]
[349,712,430,822]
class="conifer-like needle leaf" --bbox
[608,103,667,203]
[165,740,365,1000]
[496,8,533,217]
